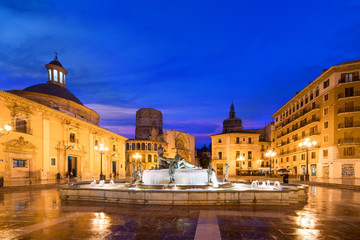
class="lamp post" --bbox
[299,138,317,181]
[133,153,142,163]
[0,124,11,137]
[265,150,276,178]
[94,143,108,180]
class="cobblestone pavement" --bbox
[0,186,360,239]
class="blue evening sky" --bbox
[1,0,360,147]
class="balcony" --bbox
[338,122,360,129]
[338,76,360,85]
[277,131,320,147]
[275,104,320,131]
[338,106,360,114]
[276,118,320,139]
[278,145,319,156]
[338,138,360,145]
[338,91,360,100]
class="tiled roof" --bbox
[23,83,83,105]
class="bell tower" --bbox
[45,53,68,88]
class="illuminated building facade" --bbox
[272,60,360,178]
[211,104,271,176]
[0,57,127,182]
[125,108,195,176]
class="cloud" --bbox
[100,125,134,139]
[85,104,137,119]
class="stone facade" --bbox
[125,108,196,176]
[0,58,127,182]
[135,108,163,140]
[211,104,271,177]
[272,60,360,178]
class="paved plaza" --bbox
[0,184,360,239]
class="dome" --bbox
[222,103,243,133]
[48,59,63,68]
[223,118,243,133]
[200,144,210,152]
[23,83,83,105]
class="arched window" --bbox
[95,140,99,146]
[113,144,116,151]
[54,69,58,82]
[132,143,135,150]
[142,154,146,162]
[126,143,130,150]
[141,143,145,150]
[154,155,157,162]
[15,118,27,133]
[148,155,152,162]
[48,69,52,80]
[136,143,141,150]
[154,144,157,151]
[175,139,185,149]
[59,71,63,84]
[148,143,152,151]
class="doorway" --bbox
[112,161,117,177]
[68,156,77,177]
[217,164,223,175]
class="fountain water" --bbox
[142,169,219,187]
[99,180,105,186]
[60,149,307,205]
[250,180,282,190]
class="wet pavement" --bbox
[0,186,360,239]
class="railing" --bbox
[338,91,360,99]
[338,76,360,84]
[338,122,360,129]
[338,106,360,114]
[276,118,320,139]
[278,145,319,156]
[338,138,360,144]
[277,132,320,148]
[275,105,320,132]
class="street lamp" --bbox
[265,150,276,177]
[133,153,142,163]
[0,124,11,137]
[299,138,317,181]
[236,156,245,175]
[94,143,108,180]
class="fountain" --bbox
[60,147,308,205]
[250,180,282,190]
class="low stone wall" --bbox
[59,184,308,206]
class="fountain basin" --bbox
[59,182,308,206]
[142,169,218,187]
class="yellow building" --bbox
[0,57,127,183]
[125,108,195,176]
[272,60,360,178]
[211,104,271,177]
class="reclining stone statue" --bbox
[157,147,201,170]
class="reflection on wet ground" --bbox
[0,186,359,239]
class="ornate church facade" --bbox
[125,108,196,176]
[0,57,127,183]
